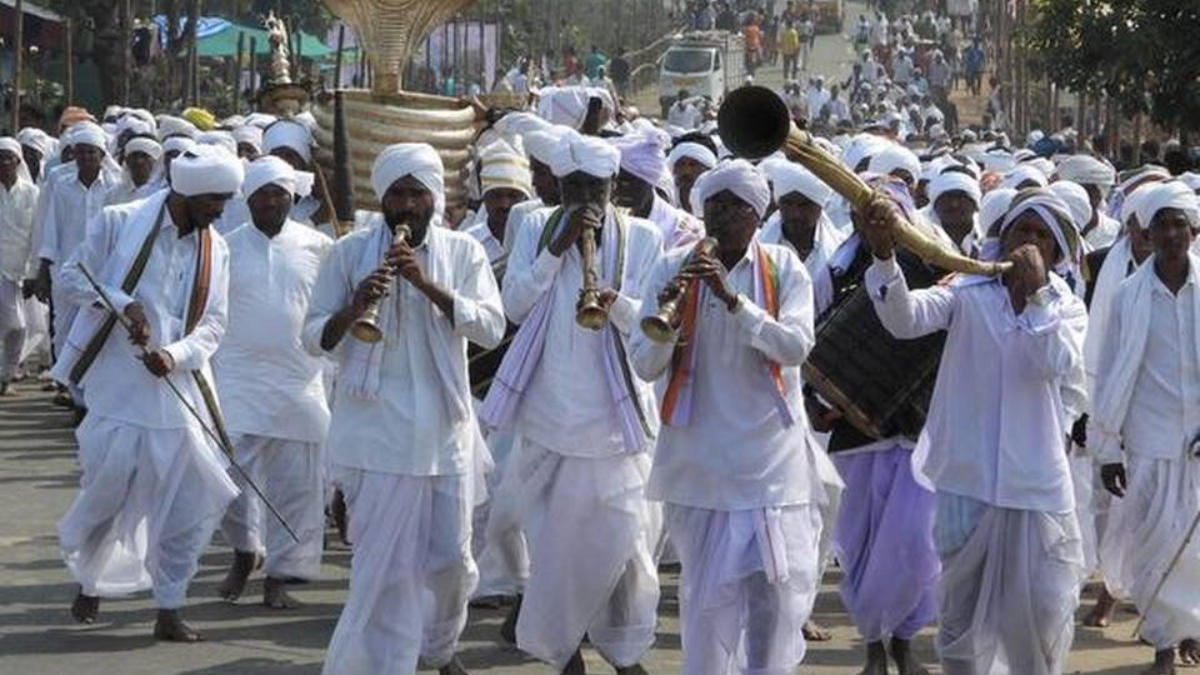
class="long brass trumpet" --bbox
[718,86,1011,277]
[351,223,411,343]
[641,237,718,343]
[575,214,608,330]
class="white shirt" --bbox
[1084,212,1122,251]
[1115,276,1200,460]
[59,195,230,429]
[866,256,1086,512]
[806,87,831,119]
[645,194,703,250]
[668,102,701,130]
[0,178,39,281]
[104,176,164,207]
[631,242,824,509]
[303,221,505,475]
[214,220,332,443]
[38,168,116,270]
[502,205,662,457]
[462,212,506,263]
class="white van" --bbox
[658,31,745,117]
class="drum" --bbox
[468,323,516,399]
[802,248,946,441]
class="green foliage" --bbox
[1025,0,1200,132]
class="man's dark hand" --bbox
[1071,415,1088,448]
[1101,463,1127,498]
[861,196,898,260]
[124,302,151,346]
[388,238,424,286]
[681,253,737,310]
[32,264,51,302]
[351,268,392,316]
[548,206,599,257]
[140,348,174,378]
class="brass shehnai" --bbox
[575,220,608,330]
[351,224,410,343]
[641,237,718,343]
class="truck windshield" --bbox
[663,49,713,73]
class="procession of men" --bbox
[1,7,1199,675]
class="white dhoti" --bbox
[322,468,476,674]
[1100,454,1200,650]
[57,413,240,608]
[219,434,324,580]
[934,493,1085,675]
[0,278,25,379]
[515,442,660,669]
[474,431,529,598]
[20,296,50,366]
[49,282,77,363]
[666,503,822,675]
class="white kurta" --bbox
[500,205,663,669]
[305,218,505,673]
[630,241,829,674]
[54,193,238,608]
[214,220,333,580]
[645,194,703,250]
[0,177,39,377]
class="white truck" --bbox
[658,31,745,118]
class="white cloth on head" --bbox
[548,131,621,179]
[163,136,197,156]
[691,159,771,218]
[1135,180,1200,231]
[196,130,237,157]
[157,115,198,140]
[17,127,53,157]
[999,164,1049,190]
[478,138,533,198]
[123,136,163,162]
[370,142,445,218]
[0,137,33,184]
[262,119,313,163]
[1180,172,1200,192]
[536,87,592,129]
[764,161,833,206]
[242,155,314,200]
[927,170,981,207]
[610,132,671,196]
[667,141,718,171]
[842,134,890,172]
[1057,154,1115,186]
[522,127,569,166]
[70,122,108,151]
[232,125,263,153]
[170,145,245,196]
[1047,180,1092,233]
[868,144,921,183]
[999,190,1076,265]
[244,113,278,129]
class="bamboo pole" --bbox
[12,0,22,133]
[65,17,73,105]
[235,31,244,112]
[334,24,345,89]
[248,36,258,102]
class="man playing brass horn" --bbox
[860,187,1087,675]
[478,130,661,674]
[630,159,834,675]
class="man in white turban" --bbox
[860,187,1087,675]
[0,138,39,393]
[667,134,718,216]
[1056,155,1122,249]
[920,168,983,257]
[307,143,504,675]
[17,127,54,183]
[33,121,121,409]
[233,125,264,160]
[210,156,330,610]
[262,119,331,235]
[52,145,244,641]
[759,160,844,311]
[479,129,662,674]
[611,131,703,249]
[105,136,165,206]
[868,144,922,193]
[1094,180,1200,675]
[630,158,834,675]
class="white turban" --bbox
[263,119,313,164]
[764,161,833,206]
[980,149,1016,173]
[124,137,163,162]
[691,159,771,218]
[17,127,53,156]
[523,127,569,166]
[170,145,245,196]
[244,113,278,129]
[868,144,921,183]
[1180,171,1200,193]
[979,187,1018,235]
[999,164,1049,191]
[1047,180,1092,232]
[609,132,670,191]
[1121,183,1156,227]
[70,122,108,151]
[1021,156,1056,178]
[478,138,533,198]
[371,143,445,218]
[1056,154,1115,186]
[163,136,197,156]
[243,155,314,200]
[116,115,155,140]
[493,111,551,139]
[1135,180,1200,231]
[0,137,32,183]
[843,134,889,172]
[537,87,590,129]
[157,115,198,140]
[548,131,621,179]
[667,141,717,171]
[232,126,264,153]
[928,170,981,208]
[196,130,238,158]
[1000,190,1076,263]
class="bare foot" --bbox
[1140,648,1176,675]
[153,609,205,642]
[216,549,260,602]
[1084,586,1118,627]
[70,588,99,624]
[263,576,302,609]
[858,641,889,675]
[803,619,833,641]
[331,489,350,545]
[561,649,586,675]
[891,637,931,675]
[1179,639,1200,665]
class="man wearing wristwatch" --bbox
[860,187,1088,675]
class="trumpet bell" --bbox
[350,319,384,343]
[640,315,676,344]
[717,86,793,160]
[576,289,608,330]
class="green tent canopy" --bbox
[195,22,337,59]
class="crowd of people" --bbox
[0,5,1198,675]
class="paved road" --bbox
[0,379,1160,673]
